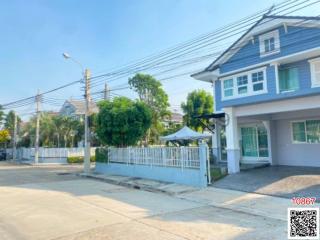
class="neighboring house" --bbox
[163,112,183,128]
[59,99,99,119]
[192,15,320,173]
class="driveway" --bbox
[0,162,294,240]
[213,165,320,199]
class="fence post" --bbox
[127,147,131,165]
[162,148,166,167]
[199,143,208,187]
[180,147,184,171]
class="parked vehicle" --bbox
[0,149,7,160]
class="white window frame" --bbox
[236,75,249,95]
[291,119,320,144]
[221,67,267,101]
[277,66,300,94]
[259,30,280,57]
[222,78,234,98]
[309,57,320,88]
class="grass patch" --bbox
[210,167,227,181]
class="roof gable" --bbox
[205,15,320,71]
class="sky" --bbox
[0,0,315,117]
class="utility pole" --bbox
[84,69,91,173]
[12,112,17,162]
[34,90,41,164]
[104,82,110,100]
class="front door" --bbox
[241,125,269,162]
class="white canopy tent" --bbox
[160,126,212,141]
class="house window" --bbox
[252,71,264,92]
[310,58,320,87]
[223,79,234,97]
[292,120,320,143]
[259,30,280,57]
[264,38,275,53]
[221,67,267,100]
[237,75,248,94]
[278,67,299,93]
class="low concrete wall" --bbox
[38,157,67,164]
[95,162,207,187]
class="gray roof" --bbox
[61,100,99,115]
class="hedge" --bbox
[67,155,96,164]
[95,147,109,163]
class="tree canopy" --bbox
[19,113,84,148]
[0,105,4,127]
[128,73,170,143]
[95,97,152,147]
[181,90,213,132]
[0,129,10,146]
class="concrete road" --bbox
[0,162,292,240]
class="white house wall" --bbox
[274,117,320,167]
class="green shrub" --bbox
[67,155,96,164]
[95,147,108,163]
[210,167,227,181]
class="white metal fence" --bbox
[108,147,200,169]
[16,147,96,160]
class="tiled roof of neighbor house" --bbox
[164,112,183,123]
[65,99,99,115]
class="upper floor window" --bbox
[264,38,275,53]
[223,79,233,97]
[259,30,280,57]
[237,75,248,94]
[221,67,267,100]
[252,71,264,91]
[278,67,299,93]
[309,58,320,88]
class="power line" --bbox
[90,0,294,80]
[2,0,318,113]
[88,0,309,87]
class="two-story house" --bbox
[192,15,320,173]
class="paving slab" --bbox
[213,166,320,199]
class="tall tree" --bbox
[181,90,213,132]
[128,73,170,143]
[0,105,4,127]
[4,111,22,147]
[95,97,152,147]
[19,113,85,148]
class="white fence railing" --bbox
[108,147,200,169]
[16,147,96,160]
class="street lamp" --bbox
[62,52,85,75]
[63,53,91,173]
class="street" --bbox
[0,162,290,240]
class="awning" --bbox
[160,126,212,141]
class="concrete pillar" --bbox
[224,107,240,174]
[199,143,208,187]
[262,120,273,165]
[211,121,221,164]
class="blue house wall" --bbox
[213,24,320,111]
[215,59,320,111]
[220,25,320,74]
